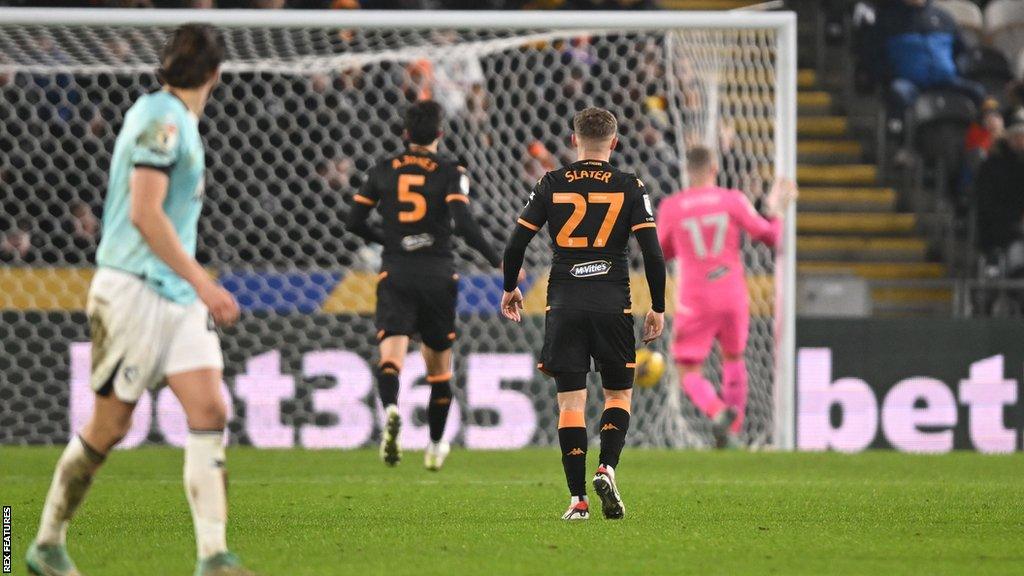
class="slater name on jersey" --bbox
[564,169,613,183]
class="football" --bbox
[634,348,666,388]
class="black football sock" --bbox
[558,409,588,498]
[598,399,631,470]
[377,361,400,408]
[427,374,453,443]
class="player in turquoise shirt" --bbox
[28,24,253,576]
[96,89,206,304]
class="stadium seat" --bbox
[956,46,1013,102]
[907,89,977,201]
[985,0,1024,63]
[937,0,985,48]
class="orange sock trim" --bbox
[604,398,631,414]
[426,372,452,383]
[379,358,402,373]
[558,410,586,429]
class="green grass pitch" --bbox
[2,447,1022,575]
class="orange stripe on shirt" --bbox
[446,194,470,203]
[517,218,541,231]
[353,194,377,206]
[631,222,656,232]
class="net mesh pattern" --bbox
[0,22,782,448]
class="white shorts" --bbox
[87,268,223,403]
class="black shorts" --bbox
[539,307,636,391]
[375,270,458,351]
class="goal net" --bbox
[0,10,797,450]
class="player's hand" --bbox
[197,279,240,327]
[766,178,798,218]
[642,310,664,344]
[500,288,524,323]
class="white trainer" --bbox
[561,497,590,521]
[592,464,625,519]
[424,440,451,471]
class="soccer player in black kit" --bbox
[347,100,502,470]
[501,107,666,521]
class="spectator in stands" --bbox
[863,0,986,137]
[974,115,1024,272]
[524,140,557,183]
[961,97,1005,197]
[62,201,100,264]
[70,201,100,245]
[0,220,34,264]
[320,156,353,191]
[965,98,1004,159]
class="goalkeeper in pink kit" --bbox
[656,146,796,447]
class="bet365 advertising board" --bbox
[3,312,1023,452]
[797,318,1024,453]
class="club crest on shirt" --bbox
[143,116,179,154]
[401,233,435,251]
[570,260,612,278]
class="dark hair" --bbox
[404,100,444,146]
[686,145,714,173]
[156,23,225,89]
[573,107,617,143]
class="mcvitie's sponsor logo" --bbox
[401,234,434,251]
[570,260,612,278]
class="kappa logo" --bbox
[600,423,619,432]
[565,448,585,456]
[401,233,435,251]
[570,260,612,278]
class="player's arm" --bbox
[733,179,797,248]
[654,197,676,262]
[129,169,238,326]
[500,179,548,322]
[346,169,384,245]
[128,114,238,326]
[629,179,665,343]
[447,169,502,268]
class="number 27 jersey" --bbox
[516,159,655,313]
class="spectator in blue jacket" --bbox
[864,0,986,136]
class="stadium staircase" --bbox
[794,69,950,316]
[660,0,950,315]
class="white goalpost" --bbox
[0,9,797,450]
